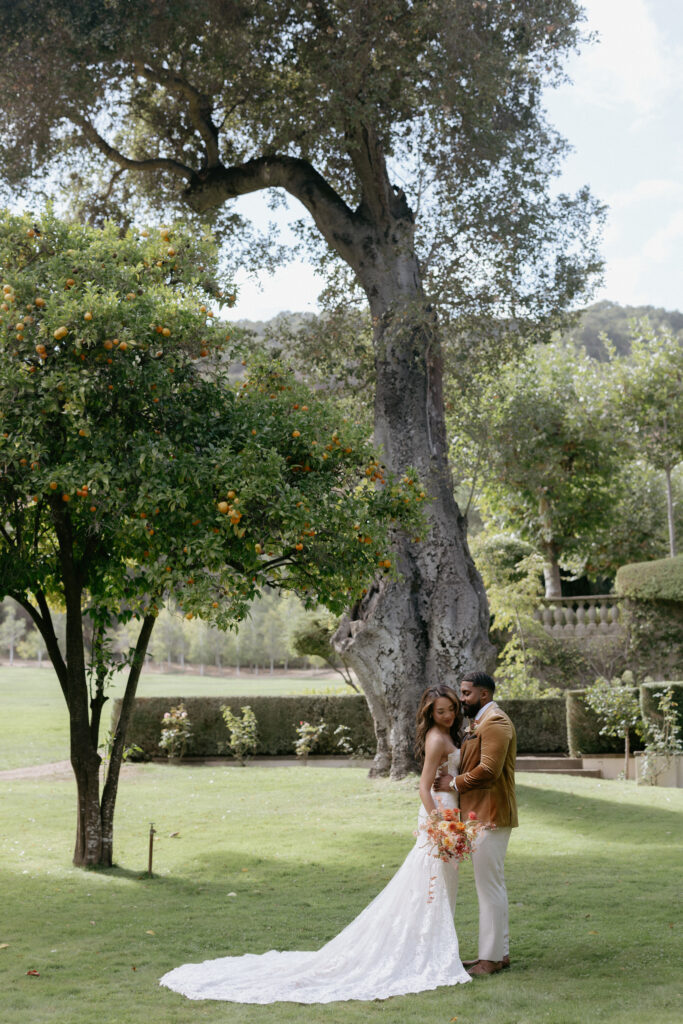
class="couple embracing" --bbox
[161,671,517,1003]
[422,671,518,978]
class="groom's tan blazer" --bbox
[454,705,518,828]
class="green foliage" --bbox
[610,322,683,475]
[220,704,258,765]
[584,672,643,776]
[290,613,358,690]
[157,701,192,760]
[469,532,559,697]
[294,719,327,759]
[0,207,424,862]
[0,1,602,329]
[451,343,623,590]
[584,673,643,741]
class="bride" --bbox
[160,685,471,1002]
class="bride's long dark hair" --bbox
[414,685,462,764]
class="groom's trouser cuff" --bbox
[472,826,512,962]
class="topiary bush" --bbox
[616,556,683,679]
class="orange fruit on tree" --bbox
[49,481,58,490]
[84,311,93,321]
[53,326,68,340]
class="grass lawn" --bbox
[1,764,682,1024]
[0,666,349,770]
[2,667,682,1023]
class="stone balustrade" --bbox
[534,595,623,638]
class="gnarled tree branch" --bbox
[74,115,195,181]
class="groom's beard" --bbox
[462,701,481,719]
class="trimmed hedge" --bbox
[113,694,568,759]
[497,699,567,754]
[112,695,376,759]
[615,557,683,680]
[616,555,683,602]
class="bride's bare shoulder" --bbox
[424,726,449,753]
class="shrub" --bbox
[294,720,327,759]
[638,686,683,786]
[220,705,258,765]
[158,702,192,760]
[616,557,683,679]
[584,672,643,778]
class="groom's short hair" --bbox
[462,671,496,694]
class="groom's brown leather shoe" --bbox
[467,959,503,976]
[463,955,510,970]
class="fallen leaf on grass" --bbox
[146,930,155,935]
[132,966,137,971]
[27,969,40,976]
[169,832,180,838]
[228,892,237,897]
[0,943,9,950]
[588,930,598,935]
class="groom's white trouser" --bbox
[471,826,511,962]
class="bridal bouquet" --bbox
[418,808,485,864]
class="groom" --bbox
[434,671,517,977]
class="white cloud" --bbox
[642,209,683,262]
[569,0,683,115]
[607,178,683,210]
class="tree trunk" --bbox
[334,243,495,777]
[665,466,677,558]
[71,724,104,866]
[543,556,563,599]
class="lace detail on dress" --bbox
[159,766,470,1004]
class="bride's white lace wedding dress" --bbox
[159,750,470,1003]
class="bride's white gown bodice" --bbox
[160,749,470,1003]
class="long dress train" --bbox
[159,751,470,1003]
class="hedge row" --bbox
[113,694,568,759]
[566,682,683,757]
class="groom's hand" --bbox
[433,773,454,792]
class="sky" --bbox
[227,0,683,322]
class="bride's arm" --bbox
[419,731,444,814]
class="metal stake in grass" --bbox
[148,822,156,877]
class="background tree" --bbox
[291,614,359,691]
[610,322,683,557]
[0,0,603,776]
[0,210,419,865]
[451,343,622,597]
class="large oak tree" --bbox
[0,0,603,775]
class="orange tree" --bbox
[0,210,421,866]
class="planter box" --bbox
[634,752,683,788]
[581,754,640,781]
